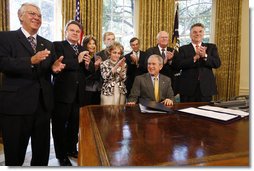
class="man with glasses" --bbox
[146,31,179,94]
[0,3,65,166]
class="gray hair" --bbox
[156,31,169,40]
[18,3,41,23]
[148,54,163,65]
[105,41,124,56]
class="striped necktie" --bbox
[28,36,36,53]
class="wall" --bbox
[239,0,249,95]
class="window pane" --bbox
[9,0,60,41]
[103,0,135,52]
[178,0,212,45]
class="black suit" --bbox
[0,29,55,165]
[52,40,93,160]
[146,45,179,94]
[124,50,148,97]
[172,43,221,102]
[96,49,108,61]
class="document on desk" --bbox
[139,104,167,113]
[198,105,249,117]
[178,107,238,121]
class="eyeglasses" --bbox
[25,11,42,18]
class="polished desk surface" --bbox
[78,103,249,166]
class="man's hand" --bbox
[52,56,66,73]
[130,54,137,64]
[193,54,200,63]
[197,46,207,58]
[31,49,51,64]
[166,50,174,61]
[161,98,173,106]
[78,51,90,63]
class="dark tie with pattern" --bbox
[72,44,79,55]
[161,48,165,59]
[28,36,36,53]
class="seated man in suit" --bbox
[127,54,174,106]
[124,37,148,98]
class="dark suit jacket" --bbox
[95,49,108,61]
[53,41,93,106]
[0,29,55,115]
[128,73,174,103]
[124,50,148,97]
[172,43,221,96]
[146,45,178,80]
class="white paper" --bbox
[198,105,249,117]
[178,107,238,121]
[139,104,167,113]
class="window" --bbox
[102,0,135,52]
[178,0,213,45]
[9,0,62,41]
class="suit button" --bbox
[76,81,79,84]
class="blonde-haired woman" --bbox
[100,41,127,105]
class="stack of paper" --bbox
[178,105,249,121]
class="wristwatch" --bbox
[204,54,208,60]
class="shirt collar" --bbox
[21,27,37,40]
[158,45,167,53]
[150,74,160,80]
[191,42,202,48]
[67,40,78,46]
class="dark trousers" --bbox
[180,83,212,102]
[0,94,50,166]
[52,101,79,159]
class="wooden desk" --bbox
[78,103,249,166]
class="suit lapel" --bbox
[17,29,35,55]
[36,35,46,52]
[159,75,166,100]
[63,40,77,57]
[145,73,155,100]
[155,46,161,56]
[188,43,196,56]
